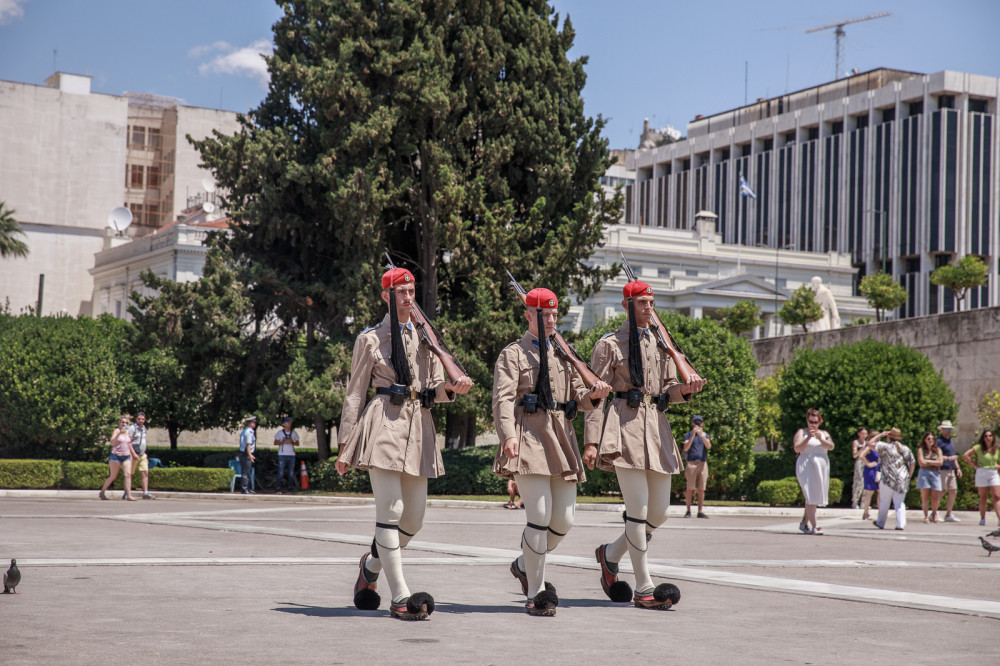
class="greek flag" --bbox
[739,174,757,199]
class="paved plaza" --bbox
[1,491,998,664]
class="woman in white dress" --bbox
[793,408,834,534]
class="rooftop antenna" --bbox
[806,12,891,80]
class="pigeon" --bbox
[3,559,19,593]
[980,537,1000,557]
[987,527,1000,538]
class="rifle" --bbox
[505,270,601,389]
[384,253,468,383]
[619,252,703,384]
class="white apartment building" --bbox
[625,69,1000,320]
[0,72,239,316]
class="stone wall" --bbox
[751,306,1000,449]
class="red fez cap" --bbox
[525,288,558,309]
[623,281,654,298]
[381,267,415,289]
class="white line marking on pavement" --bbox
[16,557,511,567]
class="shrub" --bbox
[0,459,62,489]
[904,458,979,511]
[310,458,373,493]
[778,339,957,487]
[0,314,133,459]
[62,462,230,491]
[756,476,843,507]
[578,465,621,498]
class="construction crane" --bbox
[806,12,891,80]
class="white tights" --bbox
[366,468,428,603]
[514,474,577,598]
[604,467,672,593]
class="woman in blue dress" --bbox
[860,440,880,521]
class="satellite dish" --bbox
[202,201,216,214]
[107,207,133,233]
[201,178,217,194]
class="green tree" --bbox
[930,255,988,312]
[755,374,782,451]
[859,271,907,322]
[0,314,131,459]
[0,201,29,259]
[193,0,620,448]
[717,300,763,336]
[777,284,823,333]
[976,389,1000,433]
[128,248,251,448]
[777,339,957,492]
[575,312,759,497]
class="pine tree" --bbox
[193,0,620,449]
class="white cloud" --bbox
[0,0,27,25]
[194,38,272,87]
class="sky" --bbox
[1,0,998,149]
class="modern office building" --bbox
[624,68,999,320]
[0,72,239,316]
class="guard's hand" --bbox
[445,376,474,394]
[583,444,598,470]
[503,437,519,459]
[957,468,963,478]
[589,381,611,399]
[335,460,349,476]
[682,375,707,394]
[249,454,255,464]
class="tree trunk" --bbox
[315,415,330,461]
[167,422,179,450]
[445,411,473,449]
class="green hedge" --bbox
[757,476,843,507]
[144,446,321,468]
[63,461,232,491]
[0,459,62,489]
[904,457,980,511]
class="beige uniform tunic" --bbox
[492,332,600,482]
[338,314,453,478]
[583,322,688,474]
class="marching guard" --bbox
[584,279,705,610]
[492,287,611,616]
[336,267,473,620]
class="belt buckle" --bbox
[408,389,420,401]
[642,393,653,404]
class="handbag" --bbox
[874,470,882,483]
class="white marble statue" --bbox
[810,276,841,331]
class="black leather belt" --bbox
[376,386,421,401]
[613,391,670,410]
[516,398,573,413]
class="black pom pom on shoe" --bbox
[653,583,681,607]
[526,589,559,616]
[408,592,435,617]
[353,588,381,611]
[609,580,633,603]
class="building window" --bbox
[831,121,844,135]
[934,253,952,268]
[908,101,923,116]
[938,95,955,110]
[682,159,691,171]
[114,300,122,318]
[147,165,161,188]
[905,256,920,273]
[128,203,144,226]
[129,164,144,188]
[130,126,146,147]
[776,278,787,289]
[783,131,796,145]
[969,98,988,113]
[740,144,751,157]
[855,114,869,129]
[807,127,819,141]
[880,108,895,123]
[718,148,730,161]
[657,267,671,278]
[147,127,162,149]
[685,269,698,277]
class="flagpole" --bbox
[736,173,742,274]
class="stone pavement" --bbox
[1,491,998,664]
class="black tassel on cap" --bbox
[389,288,413,386]
[627,298,644,389]
[533,308,554,410]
